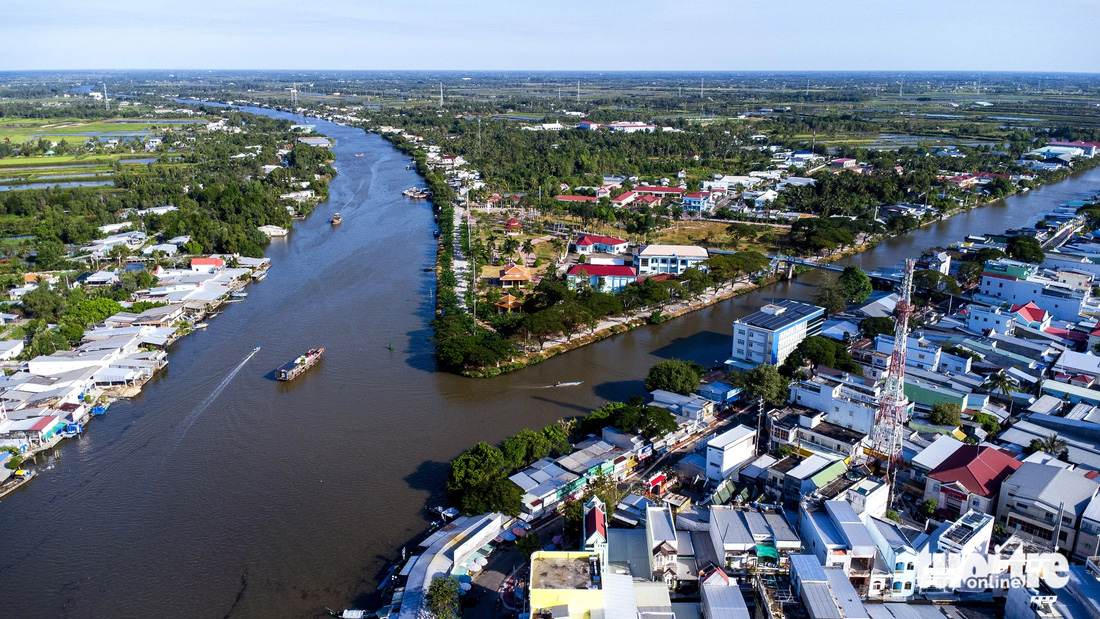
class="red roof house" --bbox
[574,234,629,255]
[925,445,1021,517]
[1010,301,1051,328]
[190,257,225,272]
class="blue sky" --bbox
[5,0,1099,72]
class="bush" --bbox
[929,402,961,427]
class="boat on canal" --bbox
[554,381,583,387]
[331,213,342,225]
[276,347,325,381]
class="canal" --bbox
[1,106,1099,618]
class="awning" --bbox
[756,544,779,561]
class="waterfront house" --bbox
[565,264,636,293]
[190,257,225,273]
[633,244,708,276]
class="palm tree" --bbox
[550,238,565,261]
[501,238,520,262]
[521,239,535,262]
[1039,433,1069,460]
[983,370,1019,416]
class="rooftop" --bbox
[736,299,823,332]
[928,445,1022,497]
[530,552,599,590]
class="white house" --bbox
[573,234,628,255]
[633,245,708,276]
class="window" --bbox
[904,582,912,590]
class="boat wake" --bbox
[174,347,260,441]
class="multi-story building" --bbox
[708,506,800,571]
[705,425,756,482]
[997,462,1100,560]
[979,259,1093,322]
[866,516,918,598]
[633,244,708,275]
[914,510,995,591]
[789,369,887,435]
[798,500,885,596]
[729,300,824,367]
[769,406,869,463]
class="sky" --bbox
[5,0,1100,73]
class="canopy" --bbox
[460,583,472,592]
[466,562,482,572]
[476,557,488,567]
[756,544,779,561]
[502,532,516,541]
[511,527,527,537]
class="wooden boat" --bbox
[276,347,325,381]
[331,213,342,225]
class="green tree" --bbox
[21,283,66,322]
[921,499,938,518]
[913,269,960,301]
[639,406,679,439]
[779,336,862,376]
[515,531,543,558]
[983,370,1020,416]
[1006,235,1044,263]
[838,266,872,304]
[929,401,962,427]
[34,240,64,269]
[644,359,704,395]
[1034,434,1069,461]
[813,277,847,314]
[735,364,789,407]
[425,576,461,619]
[447,442,504,496]
[858,316,895,340]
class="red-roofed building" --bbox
[555,194,597,204]
[633,186,686,197]
[583,496,608,565]
[1011,301,1051,328]
[566,264,637,293]
[611,191,637,208]
[574,234,629,255]
[498,264,532,288]
[190,257,225,273]
[634,194,662,207]
[504,217,523,235]
[682,191,714,212]
[924,445,1021,518]
[830,158,858,169]
[578,121,600,131]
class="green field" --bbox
[0,118,196,144]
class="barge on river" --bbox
[276,348,325,381]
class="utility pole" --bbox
[756,397,767,456]
[103,83,108,111]
[439,82,443,107]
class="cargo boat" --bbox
[276,347,325,381]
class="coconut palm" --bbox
[521,239,535,261]
[1041,434,1069,459]
[983,370,1020,416]
[501,237,520,261]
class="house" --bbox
[830,158,859,169]
[798,500,882,596]
[190,257,225,273]
[610,191,636,208]
[583,496,609,569]
[1012,301,1052,330]
[967,305,1016,334]
[997,462,1100,560]
[573,234,629,255]
[681,191,715,213]
[775,455,847,504]
[705,425,756,482]
[257,225,289,238]
[565,264,636,294]
[0,340,24,361]
[910,435,965,482]
[924,444,1021,519]
[729,300,825,367]
[699,569,751,619]
[648,389,715,428]
[916,251,952,275]
[633,245,708,276]
[914,510,996,591]
[768,407,868,463]
[789,554,870,619]
[498,264,532,289]
[555,194,597,204]
[708,506,800,570]
[866,516,918,598]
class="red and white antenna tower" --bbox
[870,258,915,506]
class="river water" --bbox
[1,106,1099,618]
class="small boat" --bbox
[331,213,342,225]
[433,229,440,238]
[252,270,268,281]
[207,312,221,319]
[422,267,434,272]
[193,322,209,330]
[229,291,248,299]
[355,153,364,157]
[276,347,325,381]
[554,381,583,387]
